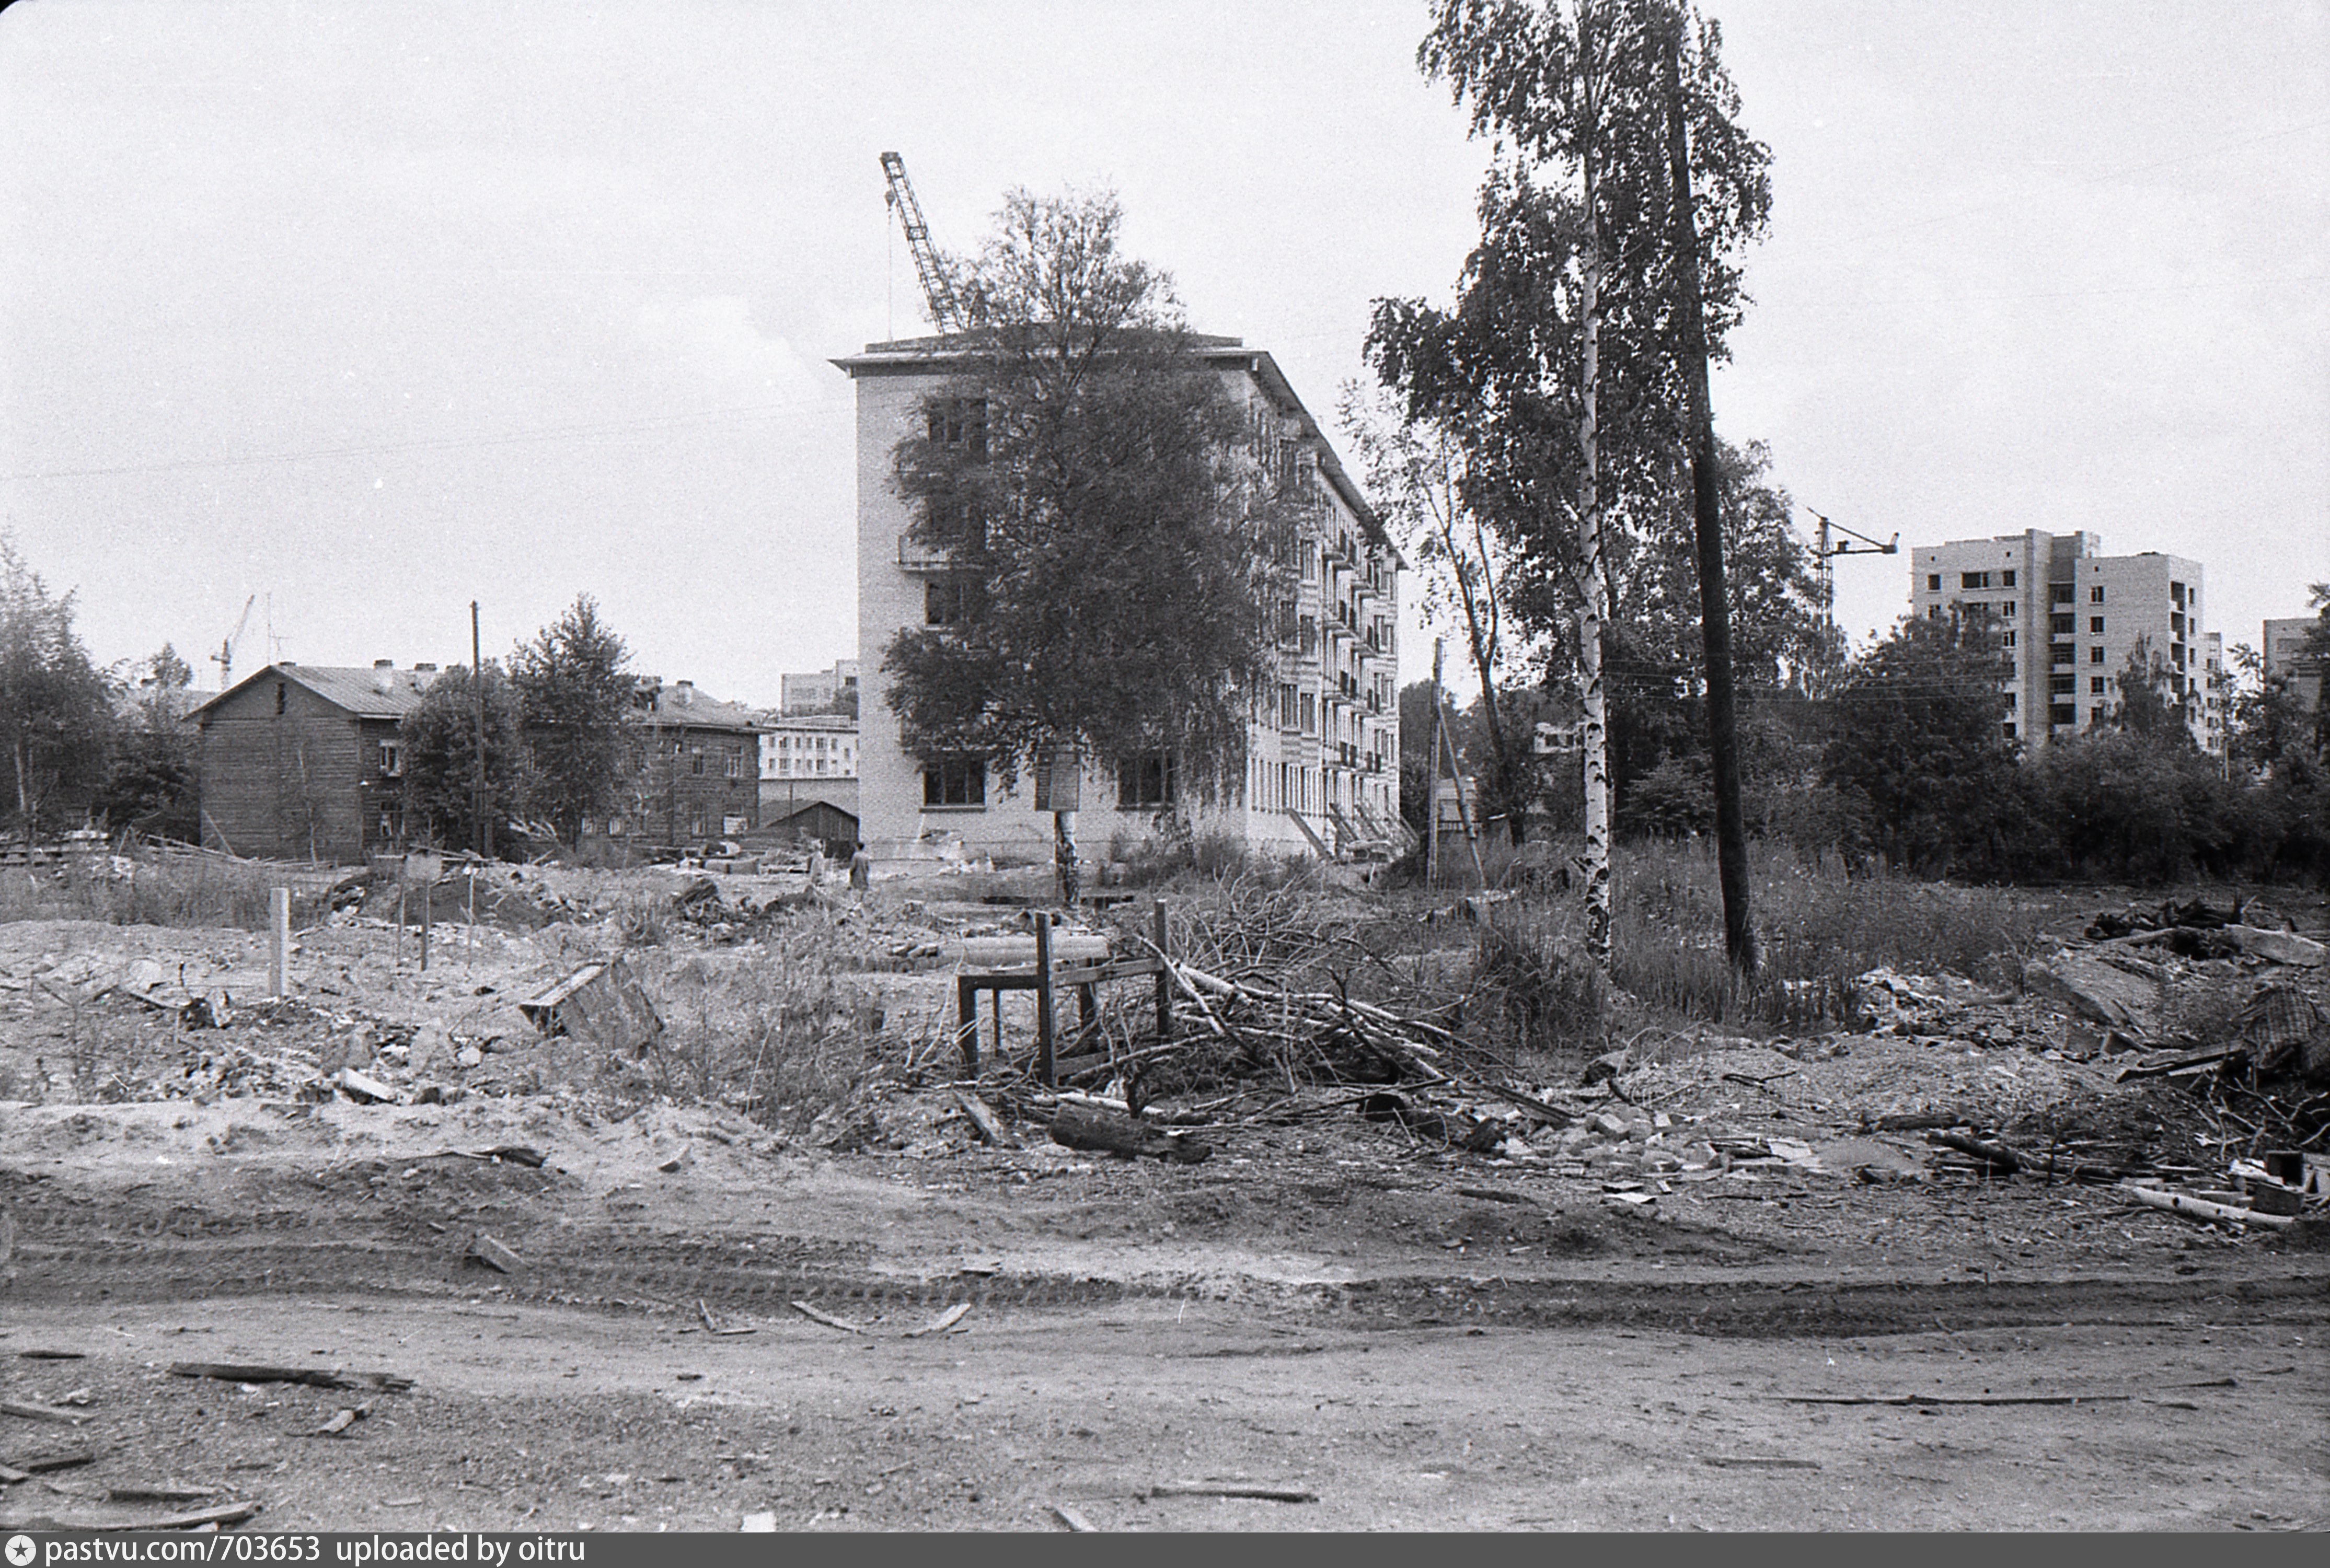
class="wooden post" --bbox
[268,887,290,1000]
[1424,638,1445,890]
[955,975,979,1075]
[420,881,432,972]
[1033,910,1056,1088]
[1152,900,1173,1043]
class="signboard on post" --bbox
[1032,747,1080,814]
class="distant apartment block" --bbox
[835,333,1402,864]
[2263,616,2324,712]
[1908,530,2222,754]
[760,712,857,782]
[779,660,859,715]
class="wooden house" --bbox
[189,661,436,863]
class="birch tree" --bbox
[1369,0,1770,971]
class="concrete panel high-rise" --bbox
[1908,530,2222,754]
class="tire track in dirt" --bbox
[7,1218,2321,1338]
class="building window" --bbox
[689,812,706,838]
[2090,585,2106,604]
[2050,674,2075,695]
[2050,613,2075,635]
[377,741,402,778]
[1961,571,1989,589]
[275,682,287,715]
[922,757,986,807]
[1117,752,1175,809]
[725,750,742,780]
[2051,704,2077,727]
[1299,692,1316,734]
[2089,646,2104,664]
[1926,574,1941,591]
[2002,691,2016,708]
[690,747,705,776]
[926,576,977,625]
[2001,570,2016,588]
[2170,580,2185,607]
[2002,722,2017,740]
[2090,677,2106,695]
[2090,617,2105,634]
[927,397,986,455]
[2052,584,2075,605]
[2001,629,2016,648]
[2002,601,2015,617]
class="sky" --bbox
[2,0,2324,707]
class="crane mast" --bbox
[880,152,963,337]
[1807,508,1898,648]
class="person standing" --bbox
[848,841,872,891]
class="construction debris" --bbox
[518,957,664,1055]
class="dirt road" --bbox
[2,1096,2324,1532]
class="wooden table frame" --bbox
[955,900,1173,1086]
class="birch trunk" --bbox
[1576,14,1613,973]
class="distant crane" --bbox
[210,594,255,692]
[880,152,964,336]
[1807,509,1897,648]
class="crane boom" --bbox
[880,152,963,336]
[210,594,255,691]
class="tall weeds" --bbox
[1474,839,2075,1046]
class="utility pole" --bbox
[471,601,488,860]
[1424,638,1445,890]
[1663,8,1756,977]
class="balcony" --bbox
[896,537,954,573]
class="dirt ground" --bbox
[1,873,2325,1532]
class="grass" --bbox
[0,849,330,931]
[620,914,889,1133]
[1470,838,2084,1051]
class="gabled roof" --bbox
[639,686,763,734]
[187,663,440,723]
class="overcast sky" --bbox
[2,0,2323,705]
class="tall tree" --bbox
[1372,0,1771,969]
[1342,386,1540,843]
[0,536,113,835]
[97,643,198,841]
[399,664,524,854]
[511,595,636,847]
[1819,612,2015,873]
[881,189,1299,897]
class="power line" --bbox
[0,391,832,484]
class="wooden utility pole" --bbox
[1423,638,1445,890]
[1662,8,1756,976]
[471,601,488,860]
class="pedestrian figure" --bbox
[848,841,872,891]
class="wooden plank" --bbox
[1154,899,1173,1044]
[953,1089,1017,1148]
[789,1301,868,1334]
[0,1400,86,1425]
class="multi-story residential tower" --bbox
[835,333,1402,863]
[1908,530,2218,753]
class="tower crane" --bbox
[210,594,255,692]
[880,152,964,337]
[1807,509,1897,646]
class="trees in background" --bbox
[1817,611,2015,874]
[512,595,636,847]
[96,644,198,840]
[397,664,525,854]
[0,536,112,835]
